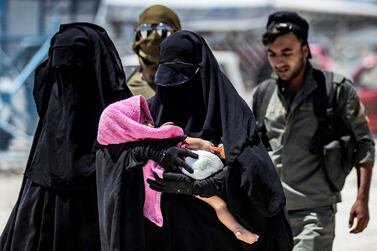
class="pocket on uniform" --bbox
[315,206,336,230]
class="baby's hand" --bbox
[185,137,214,151]
[160,121,174,127]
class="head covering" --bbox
[150,30,286,217]
[266,11,309,41]
[264,11,311,58]
[132,5,181,74]
[97,95,183,227]
[25,23,132,190]
[97,95,183,145]
[152,30,253,163]
[138,4,181,31]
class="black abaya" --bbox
[96,31,293,251]
[150,30,293,251]
[0,23,131,251]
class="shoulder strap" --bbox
[310,69,346,153]
[253,79,276,150]
[253,80,276,128]
[323,71,345,108]
[312,69,330,121]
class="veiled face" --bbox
[150,31,222,141]
[155,72,208,135]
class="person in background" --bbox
[252,11,374,251]
[126,4,181,99]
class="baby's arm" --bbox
[185,137,214,151]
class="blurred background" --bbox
[0,1,376,250]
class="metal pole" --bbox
[0,0,7,52]
[38,0,46,34]
[70,0,77,22]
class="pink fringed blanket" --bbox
[97,95,183,227]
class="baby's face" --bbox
[140,111,153,127]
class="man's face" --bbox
[266,32,309,82]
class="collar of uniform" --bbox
[271,71,279,80]
[274,63,318,113]
[272,62,317,94]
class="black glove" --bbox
[147,172,194,195]
[147,170,226,198]
[158,147,198,173]
[133,141,197,173]
[137,136,186,149]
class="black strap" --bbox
[310,69,348,153]
[254,70,348,153]
[311,70,331,149]
[253,80,275,150]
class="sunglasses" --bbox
[274,22,293,31]
[135,23,174,40]
[268,22,306,36]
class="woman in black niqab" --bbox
[0,23,131,251]
[149,30,293,251]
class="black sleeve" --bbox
[193,167,227,198]
[129,136,186,163]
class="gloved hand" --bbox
[159,147,198,173]
[133,142,198,173]
[147,170,225,198]
[147,172,194,195]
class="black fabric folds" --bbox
[0,23,131,251]
[155,61,200,86]
[97,145,245,251]
[26,22,131,191]
[150,30,286,216]
[148,30,293,250]
[95,30,292,251]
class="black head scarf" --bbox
[150,30,286,218]
[151,31,252,164]
[25,23,132,191]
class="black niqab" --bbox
[26,22,132,191]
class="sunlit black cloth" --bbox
[0,23,131,251]
[148,30,293,251]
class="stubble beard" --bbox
[278,52,307,83]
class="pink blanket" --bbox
[97,95,183,227]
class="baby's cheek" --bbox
[181,142,190,148]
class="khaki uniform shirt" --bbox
[127,67,156,99]
[253,65,374,210]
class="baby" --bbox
[97,95,259,245]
